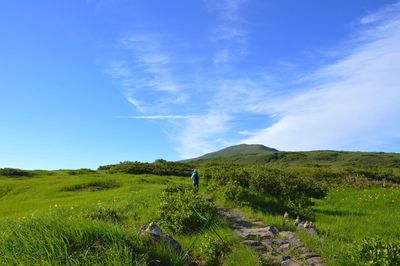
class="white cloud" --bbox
[176,113,233,158]
[108,34,186,113]
[244,11,400,152]
[106,1,400,159]
[118,115,199,120]
[360,1,400,24]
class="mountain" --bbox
[190,144,277,160]
[183,144,278,164]
[184,144,400,167]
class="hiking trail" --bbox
[218,208,325,266]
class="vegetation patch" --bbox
[353,237,400,266]
[0,185,14,199]
[159,185,217,234]
[0,215,186,265]
[61,180,120,192]
[98,159,193,177]
[0,168,32,177]
[203,165,327,219]
[66,168,95,175]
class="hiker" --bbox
[191,169,200,189]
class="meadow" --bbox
[0,169,261,265]
[0,159,399,265]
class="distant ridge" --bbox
[188,144,278,161]
[184,144,400,167]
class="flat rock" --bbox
[253,221,268,227]
[278,243,291,254]
[235,227,275,239]
[296,246,311,253]
[307,256,323,266]
[287,238,302,247]
[261,239,272,247]
[281,259,301,266]
[299,252,319,259]
[242,240,259,246]
[142,222,182,253]
[272,238,287,245]
[253,245,267,251]
[280,231,296,239]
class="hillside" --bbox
[185,144,277,161]
[185,144,400,168]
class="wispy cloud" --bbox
[176,113,233,158]
[206,0,248,66]
[106,1,400,159]
[360,1,400,24]
[117,115,199,120]
[107,34,186,113]
[244,8,400,152]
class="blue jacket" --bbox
[191,171,200,182]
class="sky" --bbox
[1,0,400,169]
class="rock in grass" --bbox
[142,222,182,253]
[281,258,301,266]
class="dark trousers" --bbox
[193,180,199,189]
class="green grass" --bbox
[0,171,262,265]
[297,187,400,266]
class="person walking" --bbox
[191,169,200,189]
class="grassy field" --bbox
[1,167,399,265]
[0,171,262,265]
[298,187,400,265]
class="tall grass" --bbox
[298,187,400,265]
[0,213,187,265]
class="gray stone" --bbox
[253,221,268,227]
[252,245,267,251]
[261,239,273,248]
[297,246,311,253]
[281,259,301,266]
[307,256,323,266]
[142,222,182,253]
[280,231,296,239]
[235,227,275,239]
[287,237,302,247]
[272,238,286,245]
[277,243,291,254]
[299,252,319,259]
[242,239,259,246]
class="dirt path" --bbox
[218,208,325,266]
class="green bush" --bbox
[61,180,120,192]
[98,160,193,177]
[159,185,217,234]
[203,165,327,219]
[353,237,400,266]
[0,168,31,177]
[221,180,246,203]
[199,233,227,265]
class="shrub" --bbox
[0,168,31,177]
[221,180,246,203]
[159,185,217,234]
[199,233,227,265]
[353,237,400,266]
[61,180,120,192]
[98,161,193,177]
[67,168,95,175]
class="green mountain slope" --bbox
[185,144,400,167]
[187,144,277,160]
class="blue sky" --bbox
[1,0,400,169]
